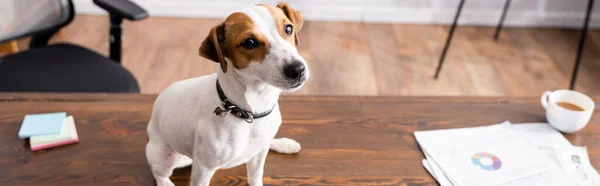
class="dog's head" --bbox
[199,3,308,91]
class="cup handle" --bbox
[541,91,552,110]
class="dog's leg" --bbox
[174,154,194,168]
[146,140,177,186]
[246,148,269,186]
[269,137,301,154]
[190,160,216,186]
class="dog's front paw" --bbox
[270,138,301,154]
[248,180,263,186]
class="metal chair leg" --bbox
[494,0,511,40]
[570,0,595,90]
[434,0,466,79]
[110,14,123,63]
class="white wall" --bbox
[74,0,600,28]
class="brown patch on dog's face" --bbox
[199,12,270,72]
[276,3,304,45]
[223,13,270,69]
[260,5,297,46]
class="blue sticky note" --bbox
[18,112,67,139]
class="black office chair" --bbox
[0,0,148,93]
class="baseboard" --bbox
[73,0,600,29]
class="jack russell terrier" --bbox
[146,3,308,186]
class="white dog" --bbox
[146,3,308,186]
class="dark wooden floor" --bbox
[6,15,600,96]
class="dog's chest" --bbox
[220,117,280,168]
[240,116,280,145]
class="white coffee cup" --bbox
[541,90,595,133]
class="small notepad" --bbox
[30,116,79,151]
[18,112,66,138]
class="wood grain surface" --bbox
[5,15,600,96]
[0,93,598,186]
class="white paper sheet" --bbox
[553,146,600,185]
[511,123,572,148]
[416,122,590,186]
[417,122,552,186]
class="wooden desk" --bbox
[0,94,598,186]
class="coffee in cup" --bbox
[556,102,585,111]
[541,90,595,133]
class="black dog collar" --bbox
[213,79,275,123]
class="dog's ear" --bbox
[199,23,228,72]
[277,3,303,45]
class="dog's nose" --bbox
[284,62,305,79]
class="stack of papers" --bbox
[18,112,79,151]
[415,121,600,186]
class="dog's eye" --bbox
[284,24,293,35]
[242,38,258,49]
